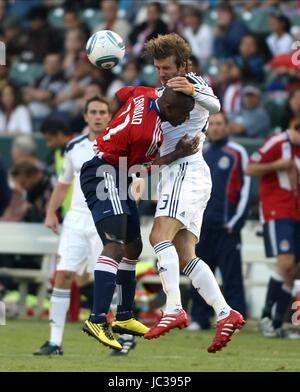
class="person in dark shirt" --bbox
[0,156,11,216]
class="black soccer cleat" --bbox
[33,341,63,356]
[111,336,136,356]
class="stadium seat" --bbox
[140,65,157,87]
[80,9,103,31]
[263,99,286,133]
[48,7,65,29]
[9,62,43,87]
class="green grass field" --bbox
[1,320,300,372]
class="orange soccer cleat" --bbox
[207,310,245,353]
[144,309,189,339]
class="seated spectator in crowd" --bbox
[63,7,90,40]
[94,0,130,42]
[62,28,87,79]
[283,89,300,131]
[24,53,67,120]
[0,84,32,134]
[1,16,25,59]
[222,59,245,115]
[0,63,8,94]
[11,161,52,223]
[266,13,293,56]
[0,156,11,217]
[55,52,93,116]
[11,135,38,165]
[182,6,213,67]
[214,2,249,59]
[236,34,265,83]
[128,2,168,58]
[166,0,184,34]
[21,5,63,62]
[106,58,142,98]
[228,85,270,138]
[214,61,231,107]
[71,82,104,133]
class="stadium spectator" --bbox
[55,52,93,116]
[228,85,271,138]
[1,17,25,59]
[106,58,142,98]
[188,111,249,330]
[62,29,87,79]
[182,6,214,67]
[214,61,231,107]
[222,60,244,115]
[128,2,168,58]
[236,34,265,83]
[266,14,293,56]
[0,63,8,94]
[213,2,249,59]
[24,53,67,120]
[245,122,300,338]
[0,156,11,217]
[21,5,63,62]
[11,135,37,165]
[11,161,52,223]
[63,7,90,40]
[94,0,130,42]
[0,84,32,134]
[166,0,184,34]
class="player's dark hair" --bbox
[144,33,192,69]
[216,110,228,123]
[84,96,110,114]
[216,2,234,15]
[11,161,40,178]
[40,117,71,136]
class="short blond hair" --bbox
[144,33,192,69]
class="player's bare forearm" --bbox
[46,182,70,215]
[245,159,293,176]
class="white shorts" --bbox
[155,158,212,240]
[57,210,102,273]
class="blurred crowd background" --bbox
[0,0,300,221]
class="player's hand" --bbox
[45,213,60,235]
[273,159,294,171]
[167,77,194,96]
[175,134,200,158]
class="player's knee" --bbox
[277,255,296,277]
[55,270,75,288]
[125,239,143,260]
[149,228,161,247]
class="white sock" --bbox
[154,241,182,314]
[49,288,71,346]
[183,258,231,320]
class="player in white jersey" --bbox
[33,97,110,356]
[143,34,245,352]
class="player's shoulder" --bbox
[260,131,289,153]
[65,134,89,153]
[185,72,209,87]
[227,140,248,158]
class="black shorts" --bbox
[80,156,141,245]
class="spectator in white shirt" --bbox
[266,14,293,56]
[182,6,213,67]
[0,84,32,134]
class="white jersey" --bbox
[59,134,94,213]
[158,72,220,162]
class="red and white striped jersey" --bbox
[94,86,163,168]
[249,131,300,222]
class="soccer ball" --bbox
[86,30,125,70]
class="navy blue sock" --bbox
[273,285,292,329]
[262,276,283,318]
[89,256,118,324]
[116,258,137,321]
